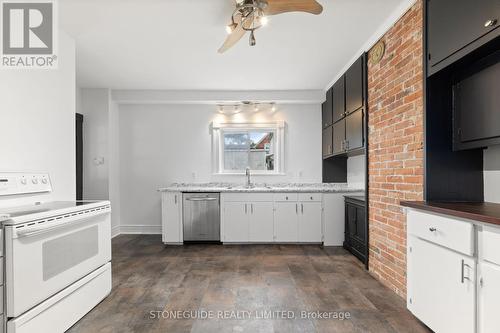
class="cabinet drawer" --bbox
[407,209,474,256]
[273,193,298,202]
[481,226,500,266]
[222,193,274,202]
[298,193,322,202]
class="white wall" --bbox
[79,88,110,200]
[108,100,121,233]
[118,104,322,228]
[0,32,76,208]
[484,145,500,203]
[347,155,366,189]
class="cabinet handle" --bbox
[429,227,437,232]
[485,19,498,27]
[245,204,247,214]
[174,195,177,204]
[251,204,254,214]
[296,204,298,214]
[461,259,471,283]
[345,140,349,151]
[301,203,304,214]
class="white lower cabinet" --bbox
[248,202,274,242]
[478,262,500,333]
[274,202,299,242]
[223,202,249,242]
[408,236,475,333]
[161,192,182,244]
[298,202,322,242]
[222,193,324,243]
[407,209,500,333]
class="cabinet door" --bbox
[274,202,298,242]
[298,202,322,242]
[332,77,345,123]
[346,109,364,151]
[162,192,182,243]
[249,202,274,242]
[355,205,366,243]
[345,56,364,114]
[322,88,333,128]
[332,120,346,155]
[223,202,249,242]
[454,61,500,147]
[408,236,475,333]
[479,262,500,333]
[322,126,333,158]
[428,0,500,68]
[346,204,357,241]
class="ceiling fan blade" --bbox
[264,0,323,15]
[218,14,255,53]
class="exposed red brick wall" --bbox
[367,1,424,298]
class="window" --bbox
[212,121,285,174]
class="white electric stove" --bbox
[0,173,112,333]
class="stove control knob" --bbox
[41,178,48,184]
[20,179,27,185]
[32,179,38,184]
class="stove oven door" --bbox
[5,208,111,317]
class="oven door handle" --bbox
[15,211,109,238]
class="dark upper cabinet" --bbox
[332,77,345,123]
[345,56,365,114]
[346,109,364,151]
[453,58,500,151]
[322,126,333,158]
[322,54,366,157]
[427,0,500,76]
[322,88,333,128]
[332,120,346,155]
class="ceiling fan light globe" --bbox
[260,16,268,26]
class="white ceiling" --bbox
[60,0,407,90]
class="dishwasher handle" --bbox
[185,197,218,202]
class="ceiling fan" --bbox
[219,0,323,53]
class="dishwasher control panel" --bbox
[0,173,52,196]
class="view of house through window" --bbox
[223,130,275,172]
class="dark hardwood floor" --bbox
[68,235,429,333]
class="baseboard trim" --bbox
[112,225,162,237]
[111,225,121,239]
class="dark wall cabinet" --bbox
[322,88,333,128]
[344,196,367,265]
[346,109,364,151]
[322,126,333,158]
[345,56,365,114]
[453,56,500,151]
[332,77,345,123]
[321,54,366,159]
[427,0,500,76]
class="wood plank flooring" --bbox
[67,235,429,333]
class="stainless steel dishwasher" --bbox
[183,193,220,242]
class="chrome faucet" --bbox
[245,167,252,188]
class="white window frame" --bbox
[212,121,285,175]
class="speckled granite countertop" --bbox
[158,183,365,193]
